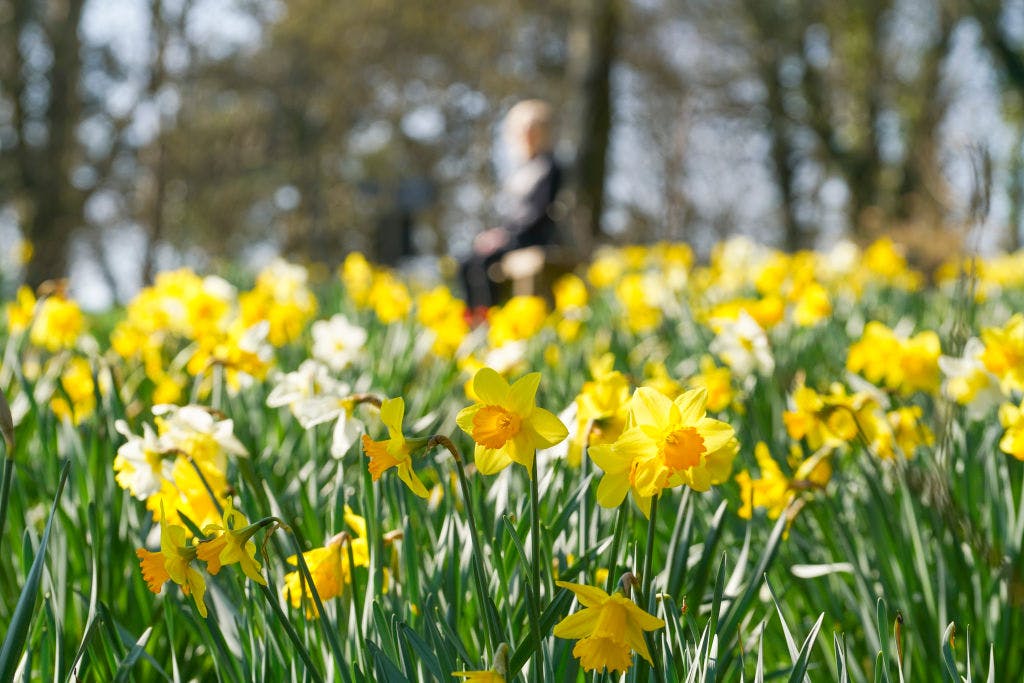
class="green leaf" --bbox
[785,612,823,683]
[399,623,444,682]
[368,640,410,683]
[0,459,70,682]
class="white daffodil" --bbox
[709,310,775,381]
[939,338,1004,420]
[152,404,249,471]
[311,314,368,372]
[113,420,173,500]
[266,359,365,458]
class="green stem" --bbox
[530,458,544,682]
[638,493,664,683]
[256,582,325,683]
[427,435,503,657]
[604,506,629,594]
[0,456,13,553]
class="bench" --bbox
[487,246,580,298]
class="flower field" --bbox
[1,237,1023,682]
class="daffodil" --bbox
[487,296,548,347]
[4,285,36,334]
[980,314,1024,393]
[567,354,630,466]
[281,506,371,617]
[456,368,569,475]
[114,419,173,500]
[709,310,774,380]
[590,387,738,516]
[196,502,267,585]
[136,510,208,617]
[939,338,1004,419]
[362,397,429,497]
[735,442,830,522]
[552,580,665,674]
[999,399,1024,460]
[847,322,940,396]
[782,382,881,452]
[266,359,364,458]
[873,406,933,459]
[451,671,504,682]
[311,314,368,371]
[50,356,97,425]
[30,294,85,352]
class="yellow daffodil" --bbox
[567,354,631,466]
[196,502,267,585]
[5,285,36,334]
[341,252,375,308]
[687,356,735,413]
[136,510,208,617]
[847,322,940,396]
[999,399,1024,460]
[980,314,1024,393]
[783,382,881,452]
[590,387,738,516]
[736,442,830,523]
[553,273,588,314]
[30,295,85,352]
[552,580,665,674]
[873,406,933,459]
[452,671,504,682]
[368,271,412,323]
[362,397,429,497]
[488,296,548,347]
[281,507,371,617]
[50,356,97,425]
[456,368,569,475]
[238,259,318,347]
[416,285,469,357]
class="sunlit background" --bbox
[1,0,1021,308]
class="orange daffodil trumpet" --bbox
[197,501,269,585]
[361,397,430,497]
[552,580,665,674]
[136,505,210,617]
[456,368,569,475]
[589,387,739,516]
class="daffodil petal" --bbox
[596,471,630,508]
[528,407,568,447]
[674,388,707,424]
[556,580,610,607]
[473,368,510,405]
[508,372,542,415]
[629,387,674,432]
[612,428,658,462]
[456,404,482,435]
[588,443,628,474]
[397,461,429,498]
[552,607,600,639]
[696,418,735,453]
[380,397,404,435]
[474,445,513,475]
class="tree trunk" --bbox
[571,0,618,253]
[20,0,86,287]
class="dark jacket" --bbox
[500,152,561,249]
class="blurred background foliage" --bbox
[2,0,1024,304]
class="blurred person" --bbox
[460,99,563,315]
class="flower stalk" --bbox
[530,458,544,681]
[427,434,504,656]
